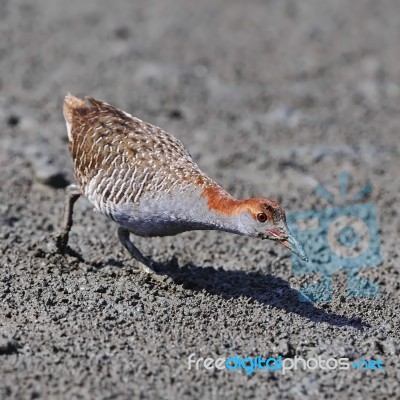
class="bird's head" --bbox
[201,186,308,261]
[239,198,308,261]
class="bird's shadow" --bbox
[144,257,368,330]
[84,251,367,330]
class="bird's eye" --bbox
[257,213,267,223]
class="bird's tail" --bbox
[63,94,86,141]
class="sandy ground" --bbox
[1,0,400,398]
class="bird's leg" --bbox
[56,184,82,250]
[117,227,158,274]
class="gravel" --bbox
[0,0,399,398]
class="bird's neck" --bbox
[174,185,251,235]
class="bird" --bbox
[57,94,308,273]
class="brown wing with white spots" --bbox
[64,95,209,206]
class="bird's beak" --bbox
[280,232,309,262]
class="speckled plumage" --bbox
[64,96,211,213]
[59,95,308,271]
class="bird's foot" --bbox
[49,231,84,262]
[52,231,67,251]
[132,256,177,285]
[130,257,158,275]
